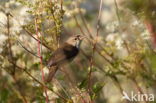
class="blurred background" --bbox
[0,0,156,103]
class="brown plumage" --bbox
[47,43,79,67]
[46,35,85,82]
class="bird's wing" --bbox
[47,43,79,68]
[47,47,66,67]
[46,66,59,82]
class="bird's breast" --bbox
[46,43,79,68]
[63,45,79,60]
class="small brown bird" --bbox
[45,35,85,82]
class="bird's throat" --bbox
[75,40,82,48]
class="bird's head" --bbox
[66,35,85,48]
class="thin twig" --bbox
[23,28,52,50]
[77,6,93,39]
[60,0,63,11]
[35,18,49,103]
[17,40,40,58]
[5,12,28,103]
[88,0,103,95]
[6,13,16,75]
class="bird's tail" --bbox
[46,66,59,83]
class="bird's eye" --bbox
[74,38,77,40]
